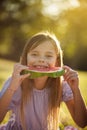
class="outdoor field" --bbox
[0,59,87,130]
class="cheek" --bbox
[27,56,33,66]
[49,58,57,66]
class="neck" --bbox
[34,76,48,90]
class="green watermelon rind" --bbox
[21,68,65,79]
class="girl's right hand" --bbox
[10,63,30,91]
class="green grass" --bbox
[0,58,87,130]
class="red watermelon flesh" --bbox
[21,66,65,78]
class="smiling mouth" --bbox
[33,65,49,69]
[28,65,52,72]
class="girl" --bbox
[0,32,87,130]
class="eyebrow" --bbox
[42,51,56,55]
[29,51,38,53]
[46,51,55,54]
[30,50,54,53]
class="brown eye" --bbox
[31,53,38,56]
[46,55,53,58]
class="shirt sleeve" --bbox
[0,77,21,110]
[0,77,11,98]
[62,81,73,102]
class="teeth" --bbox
[34,65,48,68]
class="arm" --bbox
[0,85,16,122]
[63,65,87,128]
[0,63,30,122]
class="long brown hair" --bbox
[20,31,63,130]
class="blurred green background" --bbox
[0,0,87,129]
[0,0,87,70]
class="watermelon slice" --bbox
[21,66,65,79]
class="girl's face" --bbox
[27,41,57,69]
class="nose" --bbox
[38,56,45,63]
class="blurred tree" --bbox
[0,0,66,61]
[78,0,87,3]
[56,1,87,70]
[0,0,52,61]
[0,0,87,70]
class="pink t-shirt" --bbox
[0,77,73,130]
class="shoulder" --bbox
[0,77,21,105]
[0,77,12,97]
[62,80,73,102]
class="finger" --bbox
[14,63,28,69]
[63,65,71,71]
[63,68,78,81]
[20,73,30,81]
[13,64,29,75]
[65,72,79,81]
[63,65,71,75]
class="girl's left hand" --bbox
[63,65,79,90]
